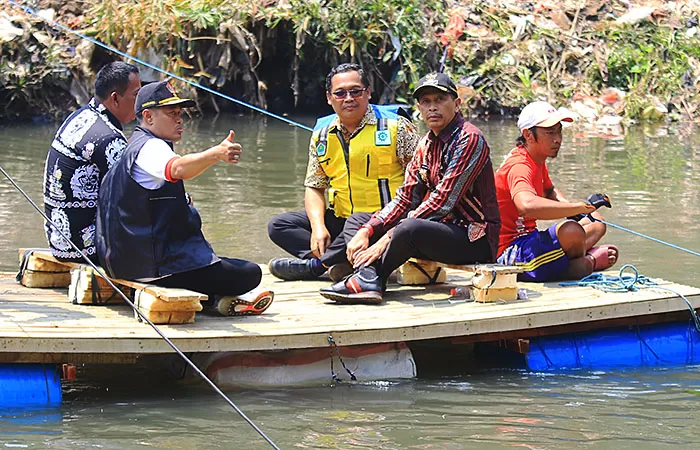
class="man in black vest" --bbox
[96,80,273,317]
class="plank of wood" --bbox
[473,286,519,303]
[134,295,203,312]
[472,270,518,290]
[19,270,72,288]
[435,261,526,275]
[24,256,70,273]
[122,280,206,303]
[136,309,197,325]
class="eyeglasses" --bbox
[330,88,367,99]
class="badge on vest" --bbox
[316,142,327,156]
[375,130,392,146]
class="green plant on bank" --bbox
[0,24,77,119]
[588,22,699,119]
[267,0,447,102]
[87,0,259,75]
[87,0,446,104]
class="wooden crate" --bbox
[397,259,447,285]
[17,249,71,288]
[470,265,522,303]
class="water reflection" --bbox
[5,366,695,449]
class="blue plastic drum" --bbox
[527,321,700,371]
[0,364,62,408]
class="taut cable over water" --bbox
[0,165,281,450]
[593,218,700,258]
[5,0,313,133]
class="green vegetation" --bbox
[597,23,700,119]
[0,0,698,121]
[0,10,78,119]
[266,0,445,102]
[87,0,445,106]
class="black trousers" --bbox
[153,257,262,301]
[267,209,354,267]
[343,214,493,280]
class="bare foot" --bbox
[587,245,619,271]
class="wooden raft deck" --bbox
[1,267,700,363]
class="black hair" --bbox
[516,126,538,146]
[325,63,369,93]
[94,61,139,101]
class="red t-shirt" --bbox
[494,146,553,255]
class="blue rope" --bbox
[560,264,700,332]
[5,0,314,132]
[588,216,700,258]
[558,264,655,292]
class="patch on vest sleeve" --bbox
[316,142,327,156]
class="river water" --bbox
[1,114,700,448]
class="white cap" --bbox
[517,101,576,132]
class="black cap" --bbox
[135,80,196,115]
[412,72,458,100]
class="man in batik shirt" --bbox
[43,61,140,262]
[320,72,501,304]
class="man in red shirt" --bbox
[320,73,500,304]
[495,101,618,282]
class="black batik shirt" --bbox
[43,98,127,261]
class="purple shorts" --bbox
[497,223,569,282]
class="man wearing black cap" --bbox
[320,72,500,304]
[96,80,273,316]
[43,61,140,262]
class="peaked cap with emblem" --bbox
[412,72,458,100]
[135,80,196,115]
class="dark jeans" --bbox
[153,257,261,302]
[343,214,493,280]
[267,209,353,267]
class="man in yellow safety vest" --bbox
[267,63,419,281]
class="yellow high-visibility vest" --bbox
[313,107,405,218]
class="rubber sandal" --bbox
[214,289,274,317]
[587,244,619,271]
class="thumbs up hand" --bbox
[217,130,242,164]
